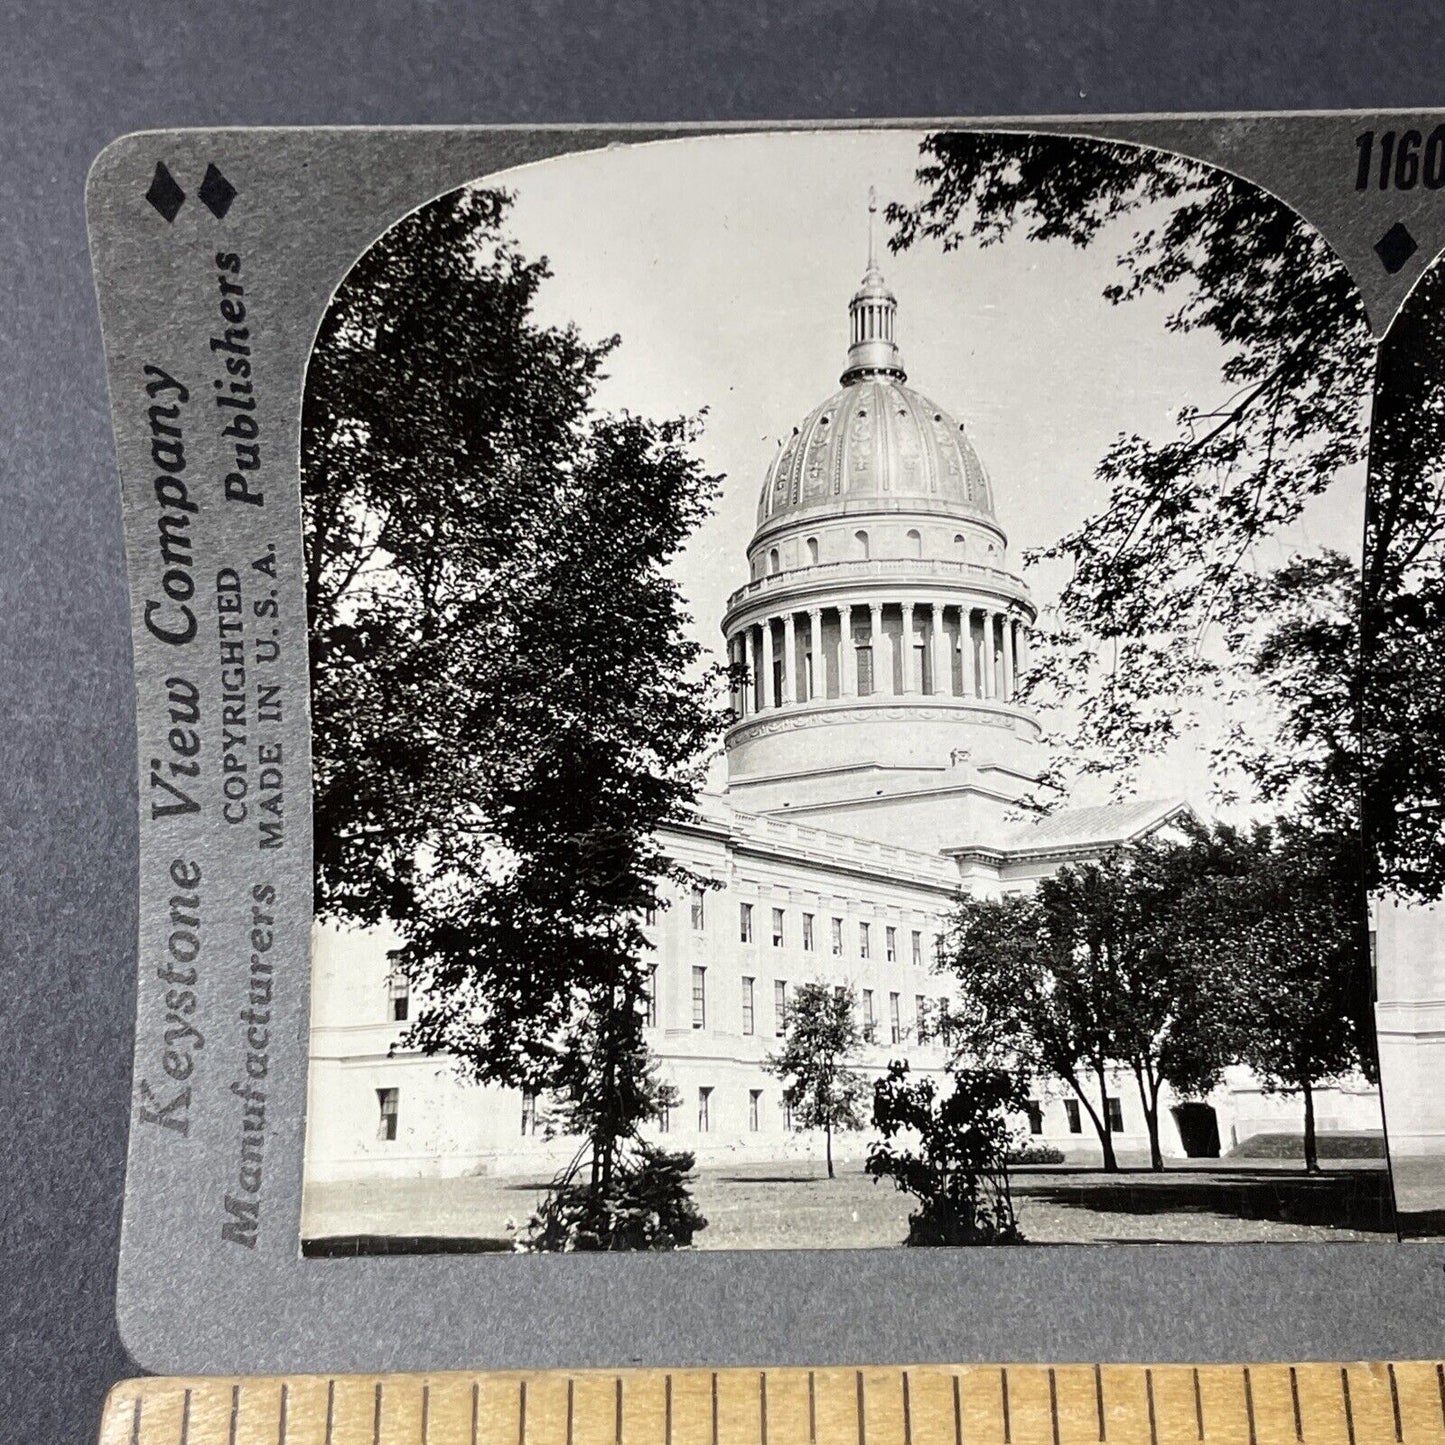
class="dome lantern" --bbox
[841,188,907,386]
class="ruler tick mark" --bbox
[1290,1367,1303,1441]
[422,1384,430,1445]
[1146,1369,1158,1445]
[1390,1363,1403,1442]
[326,1381,336,1445]
[473,1382,481,1445]
[518,1381,526,1445]
[1096,1365,1106,1441]
[857,1370,867,1445]
[1193,1368,1204,1441]
[1049,1369,1060,1445]
[713,1373,720,1445]
[903,1370,913,1445]
[666,1375,674,1445]
[1001,1369,1011,1445]
[373,1381,383,1445]
[616,1377,624,1445]
[1244,1367,1257,1445]
[279,1382,289,1445]
[129,1395,142,1445]
[568,1379,576,1445]
[230,1383,241,1445]
[953,1374,962,1445]
[1437,1363,1445,1430]
[181,1388,192,1445]
[809,1372,817,1445]
[1342,1368,1357,1445]
[761,1371,769,1445]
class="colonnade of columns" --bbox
[728,600,1027,716]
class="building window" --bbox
[1106,1096,1124,1133]
[644,902,657,926]
[802,912,815,951]
[768,547,780,575]
[889,992,902,1044]
[834,985,846,1004]
[862,989,876,1041]
[698,1087,712,1132]
[1065,1099,1082,1134]
[690,886,706,931]
[860,922,871,959]
[659,1099,671,1134]
[772,907,785,947]
[932,933,943,964]
[937,998,952,1046]
[915,995,926,1036]
[741,976,755,1036]
[691,966,706,1030]
[911,930,922,966]
[831,917,844,956]
[521,1091,539,1136]
[376,1088,398,1142]
[857,645,874,695]
[749,1089,762,1132]
[774,980,788,1035]
[806,536,819,564]
[645,966,657,1028]
[387,973,409,1023]
[854,529,870,560]
[1026,1101,1044,1136]
[739,901,753,943]
[782,1097,794,1131]
[885,926,898,963]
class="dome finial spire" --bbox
[842,187,906,385]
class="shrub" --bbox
[516,1144,707,1252]
[1008,1142,1065,1165]
[867,1062,1026,1246]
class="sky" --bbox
[466,130,1366,815]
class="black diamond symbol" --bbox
[145,162,185,222]
[1375,221,1419,275]
[197,163,236,219]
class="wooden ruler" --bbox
[99,1364,1445,1445]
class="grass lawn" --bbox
[302,1152,1394,1254]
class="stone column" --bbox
[1016,620,1029,679]
[900,601,916,694]
[981,609,995,700]
[808,608,823,701]
[869,602,885,697]
[760,618,775,710]
[1001,611,1015,699]
[838,604,855,698]
[782,612,797,706]
[930,603,948,696]
[743,628,757,715]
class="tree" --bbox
[302,185,729,1245]
[941,827,1255,1172]
[890,133,1384,855]
[1218,821,1377,1172]
[867,1061,1026,1246]
[766,982,870,1179]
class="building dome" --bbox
[756,376,996,535]
[719,206,1040,850]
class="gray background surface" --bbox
[6,2,1445,1440]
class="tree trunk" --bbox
[1085,1066,1118,1172]
[1302,1079,1319,1173]
[1135,1067,1164,1171]
[826,1121,835,1180]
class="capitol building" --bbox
[304,244,1385,1190]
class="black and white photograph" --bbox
[296,128,1400,1254]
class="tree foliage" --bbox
[766,982,870,1178]
[891,133,1374,834]
[938,820,1374,1171]
[867,1061,1026,1246]
[302,185,728,1241]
